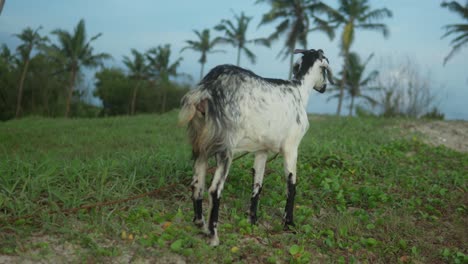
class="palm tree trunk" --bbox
[15,59,30,118]
[65,69,77,118]
[337,49,349,116]
[43,86,50,116]
[44,73,50,116]
[200,62,205,81]
[31,84,35,113]
[349,95,355,116]
[161,89,167,113]
[236,46,241,66]
[131,81,140,115]
[288,42,296,79]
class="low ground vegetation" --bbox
[0,111,466,263]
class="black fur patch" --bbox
[209,191,220,236]
[201,64,300,87]
[284,173,296,227]
[193,199,203,224]
[293,49,323,80]
[249,168,262,224]
[250,185,262,225]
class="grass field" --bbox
[0,110,466,263]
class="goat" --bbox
[178,48,334,246]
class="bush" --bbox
[421,107,445,120]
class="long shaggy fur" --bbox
[178,87,229,159]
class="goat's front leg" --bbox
[249,151,268,225]
[283,147,298,229]
[207,150,232,246]
[191,157,207,228]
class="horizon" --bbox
[1,0,467,119]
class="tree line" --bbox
[0,19,191,120]
[1,0,466,121]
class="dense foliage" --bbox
[0,21,189,120]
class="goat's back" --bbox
[180,65,309,156]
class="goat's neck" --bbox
[296,73,320,108]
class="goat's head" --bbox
[292,49,334,93]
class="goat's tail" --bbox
[178,89,210,126]
[179,88,227,158]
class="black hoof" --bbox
[193,217,205,228]
[249,214,258,225]
[283,221,296,232]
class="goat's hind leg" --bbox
[191,157,207,228]
[207,150,232,246]
[249,151,268,225]
[282,147,298,229]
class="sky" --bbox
[1,0,467,119]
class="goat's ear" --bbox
[318,49,324,60]
[293,63,300,77]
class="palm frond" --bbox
[309,15,336,40]
[360,70,379,86]
[268,19,290,42]
[441,1,468,19]
[441,24,468,39]
[449,31,468,46]
[242,47,257,64]
[249,38,271,47]
[443,38,468,65]
[309,1,343,20]
[360,8,393,23]
[360,94,378,106]
[357,23,390,38]
[258,10,289,27]
[441,1,468,64]
[88,32,103,43]
[214,37,237,47]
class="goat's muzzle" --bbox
[314,84,326,93]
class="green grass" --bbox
[0,111,466,263]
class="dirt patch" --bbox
[402,120,468,152]
[0,234,186,264]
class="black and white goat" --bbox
[179,49,333,246]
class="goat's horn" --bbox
[324,64,334,85]
[293,49,307,54]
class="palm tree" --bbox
[123,49,148,115]
[0,44,16,72]
[328,0,392,116]
[215,11,270,66]
[49,19,111,117]
[328,52,379,116]
[0,44,15,110]
[257,0,336,78]
[146,44,182,112]
[14,26,48,118]
[0,0,5,15]
[441,1,468,65]
[181,29,224,81]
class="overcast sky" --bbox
[1,0,467,119]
